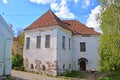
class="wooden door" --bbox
[80,61,86,71]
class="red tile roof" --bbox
[24,10,100,35]
[13,37,19,41]
[24,10,69,31]
[63,20,100,35]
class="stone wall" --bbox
[24,58,58,76]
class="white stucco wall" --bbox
[23,24,100,75]
[23,26,58,75]
[56,26,72,74]
[72,35,100,71]
[0,15,13,76]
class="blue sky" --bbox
[0,0,101,35]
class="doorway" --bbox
[80,61,86,71]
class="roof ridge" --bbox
[49,11,61,24]
[24,10,70,30]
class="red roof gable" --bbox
[24,10,100,35]
[24,10,68,30]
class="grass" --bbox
[67,71,81,78]
[110,71,120,80]
[62,70,86,79]
[99,71,120,80]
[4,77,16,80]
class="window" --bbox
[69,38,71,50]
[62,36,65,49]
[45,35,50,48]
[41,65,46,71]
[69,64,71,69]
[63,64,65,69]
[26,37,30,49]
[30,64,34,69]
[80,42,86,52]
[36,36,41,48]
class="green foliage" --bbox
[18,32,24,49]
[12,54,24,71]
[67,71,81,78]
[62,70,82,78]
[63,70,69,76]
[98,72,120,80]
[5,77,16,80]
[98,0,120,71]
[98,77,110,80]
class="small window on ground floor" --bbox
[41,65,46,71]
[63,64,65,69]
[69,64,71,69]
[30,64,34,69]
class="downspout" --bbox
[3,37,13,75]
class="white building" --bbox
[0,15,13,76]
[23,10,100,76]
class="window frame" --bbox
[45,35,50,48]
[63,64,65,69]
[80,42,86,52]
[26,37,30,49]
[62,36,65,49]
[69,38,71,50]
[36,36,41,48]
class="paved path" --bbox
[12,70,109,80]
[11,70,110,80]
[12,70,62,80]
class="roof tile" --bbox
[63,20,100,35]
[24,10,100,35]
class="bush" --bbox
[98,77,111,80]
[12,54,24,71]
[63,70,69,76]
[20,65,24,71]
[62,70,81,78]
[67,71,82,78]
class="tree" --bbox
[98,0,120,71]
[12,54,24,71]
[16,27,24,54]
[18,32,24,50]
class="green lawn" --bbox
[5,77,16,80]
[67,71,81,78]
[99,72,120,80]
[61,70,87,79]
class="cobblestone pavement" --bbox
[11,70,62,80]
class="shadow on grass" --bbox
[59,71,87,79]
[3,76,28,80]
[98,71,120,80]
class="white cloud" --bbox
[54,0,76,19]
[86,5,101,32]
[29,0,76,19]
[81,0,90,8]
[50,2,59,11]
[74,0,79,4]
[29,0,53,4]
[55,5,76,19]
[2,0,8,4]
